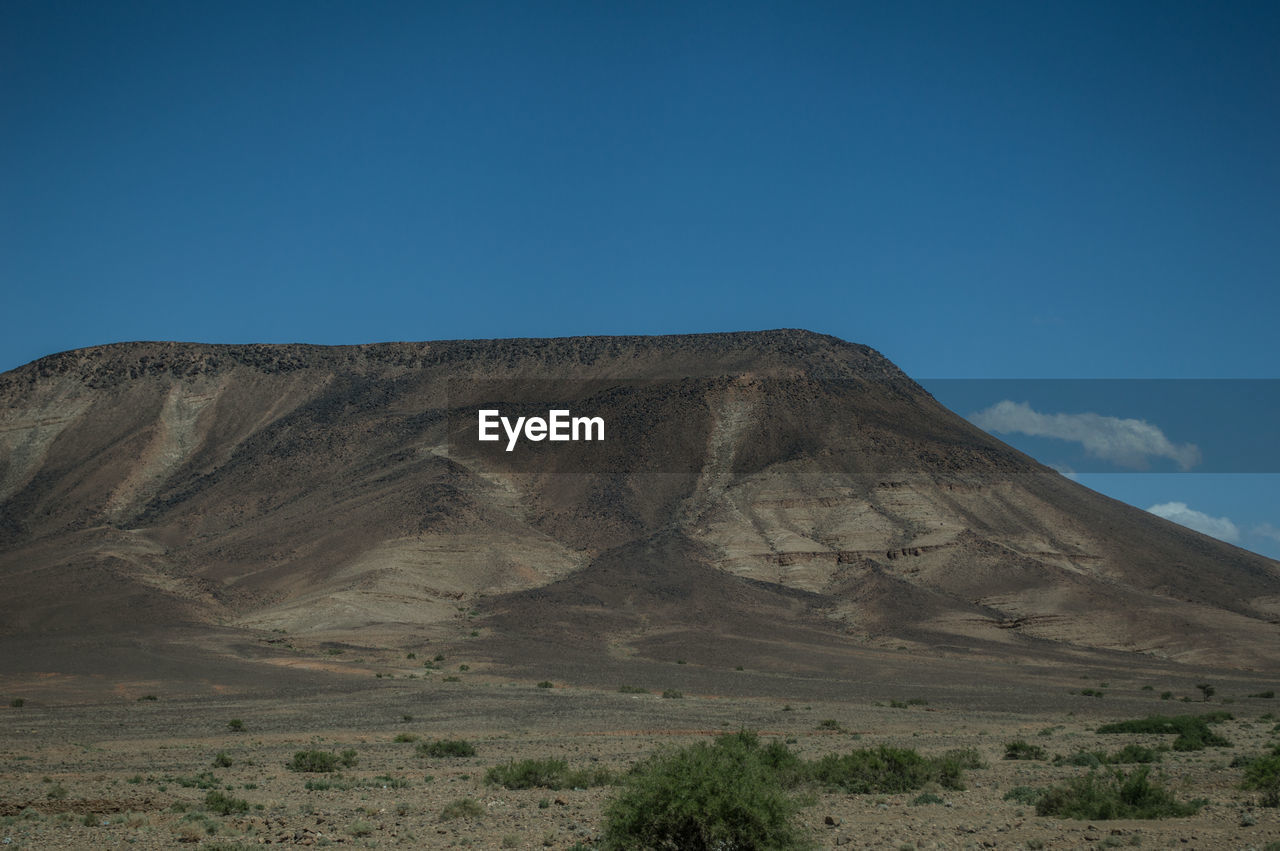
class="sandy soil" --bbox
[4,675,1280,850]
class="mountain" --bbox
[2,331,1277,697]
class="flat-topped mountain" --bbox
[2,331,1277,697]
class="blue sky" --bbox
[3,2,1277,555]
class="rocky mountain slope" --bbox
[2,330,1277,692]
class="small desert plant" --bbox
[440,797,484,821]
[1251,691,1276,699]
[599,731,812,850]
[348,818,374,836]
[393,733,420,743]
[1241,753,1280,806]
[212,751,233,768]
[537,681,553,688]
[9,698,24,707]
[809,745,964,793]
[1096,713,1232,751]
[204,790,250,815]
[1197,683,1215,702]
[662,689,683,699]
[226,719,244,732]
[417,739,476,758]
[911,791,944,805]
[1003,785,1043,805]
[287,750,339,773]
[1004,740,1048,760]
[817,718,845,732]
[485,758,613,790]
[1035,767,1203,819]
[339,748,358,768]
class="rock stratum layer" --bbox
[2,330,1277,693]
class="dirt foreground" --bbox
[4,674,1280,850]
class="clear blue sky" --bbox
[3,2,1277,555]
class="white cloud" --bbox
[1253,523,1280,544]
[969,400,1201,470]
[1147,502,1241,542]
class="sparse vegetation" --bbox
[1004,740,1048,760]
[212,751,233,767]
[226,718,244,732]
[10,698,24,707]
[1003,785,1044,805]
[662,689,683,699]
[287,750,340,773]
[204,790,250,815]
[618,685,649,694]
[600,731,813,850]
[537,681,553,688]
[394,732,420,743]
[810,744,966,793]
[417,739,476,758]
[1241,753,1280,806]
[485,758,613,790]
[1096,713,1232,751]
[1054,745,1162,767]
[440,797,484,821]
[1035,767,1204,819]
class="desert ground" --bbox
[5,646,1280,851]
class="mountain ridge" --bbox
[1,330,1277,698]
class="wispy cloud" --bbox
[969,400,1201,470]
[1254,523,1280,544]
[1147,502,1241,542]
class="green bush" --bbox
[393,733,419,743]
[1035,767,1203,819]
[485,758,612,790]
[204,791,250,815]
[1241,753,1280,806]
[600,731,812,850]
[1054,751,1104,768]
[537,681,553,688]
[911,791,944,805]
[809,745,963,793]
[226,719,244,732]
[1109,744,1163,764]
[1004,740,1048,760]
[1096,714,1232,751]
[440,797,484,821]
[417,739,476,758]
[662,689,683,699]
[287,750,339,773]
[212,751,233,768]
[339,748,358,768]
[1003,786,1043,805]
